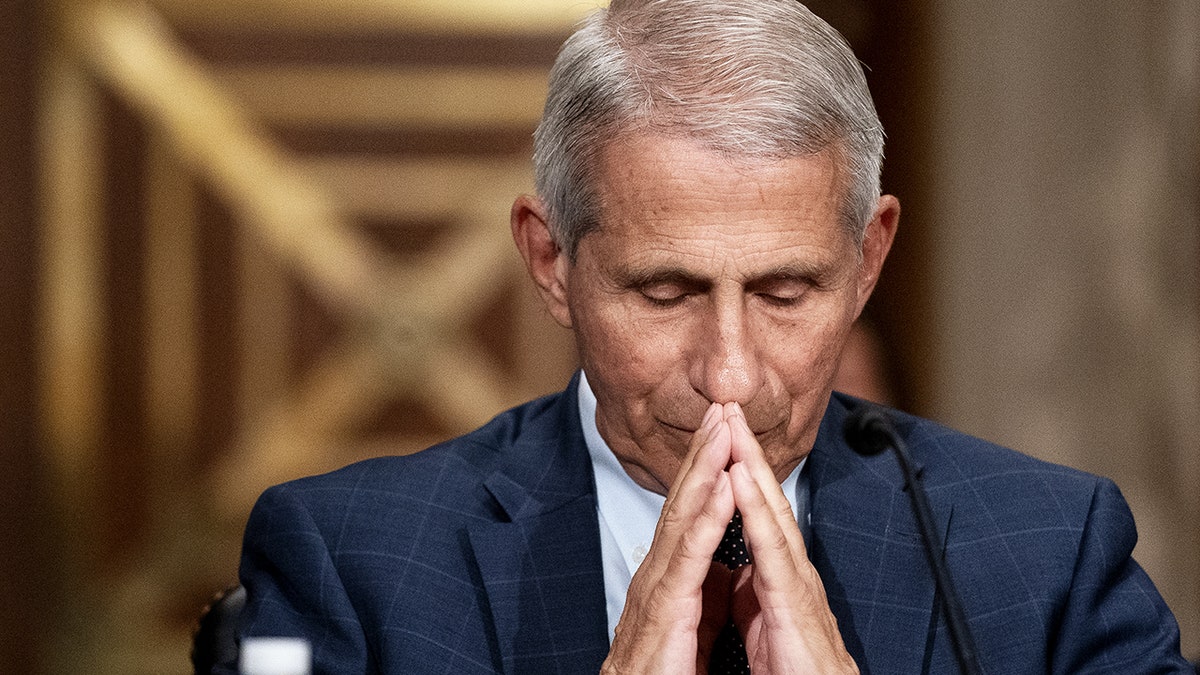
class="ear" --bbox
[511,194,573,328]
[854,194,900,317]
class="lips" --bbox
[657,414,784,438]
[658,420,698,435]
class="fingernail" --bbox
[722,402,741,426]
[711,469,730,496]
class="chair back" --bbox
[192,585,246,675]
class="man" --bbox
[234,0,1189,672]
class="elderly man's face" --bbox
[513,134,897,494]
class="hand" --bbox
[724,403,859,674]
[602,403,737,674]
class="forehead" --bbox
[584,134,853,273]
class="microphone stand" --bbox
[844,405,984,675]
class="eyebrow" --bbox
[751,263,831,283]
[614,261,835,291]
[615,267,711,292]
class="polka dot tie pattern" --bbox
[710,511,751,674]
[713,511,752,568]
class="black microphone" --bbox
[843,403,983,675]
[842,404,897,456]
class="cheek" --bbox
[572,299,669,387]
[767,311,854,391]
[587,326,680,390]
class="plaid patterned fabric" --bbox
[234,376,1190,673]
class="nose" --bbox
[689,298,764,407]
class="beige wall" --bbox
[927,1,1200,655]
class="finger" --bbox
[636,470,736,613]
[608,470,736,674]
[658,403,727,532]
[669,470,737,578]
[724,404,807,573]
[657,424,735,549]
[725,403,799,531]
[730,462,809,597]
[729,464,853,673]
[667,402,726,503]
[646,408,735,576]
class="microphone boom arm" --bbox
[845,405,984,675]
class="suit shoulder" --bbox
[888,407,1103,492]
[824,393,1114,524]
[255,390,568,526]
[872,406,1126,546]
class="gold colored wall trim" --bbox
[153,0,602,34]
[217,66,549,127]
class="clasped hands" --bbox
[602,402,857,674]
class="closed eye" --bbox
[640,282,694,306]
[749,276,810,307]
[621,269,710,307]
[756,291,805,307]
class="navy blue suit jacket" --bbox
[236,377,1188,673]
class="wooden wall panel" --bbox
[1,0,53,672]
[39,1,580,670]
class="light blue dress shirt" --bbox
[577,371,809,642]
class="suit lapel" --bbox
[809,397,952,675]
[467,375,609,673]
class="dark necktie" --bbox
[710,511,751,674]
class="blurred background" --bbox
[1,0,1196,672]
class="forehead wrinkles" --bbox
[599,190,844,273]
[593,137,842,216]
[582,135,852,271]
[602,149,814,204]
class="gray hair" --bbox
[533,0,884,259]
